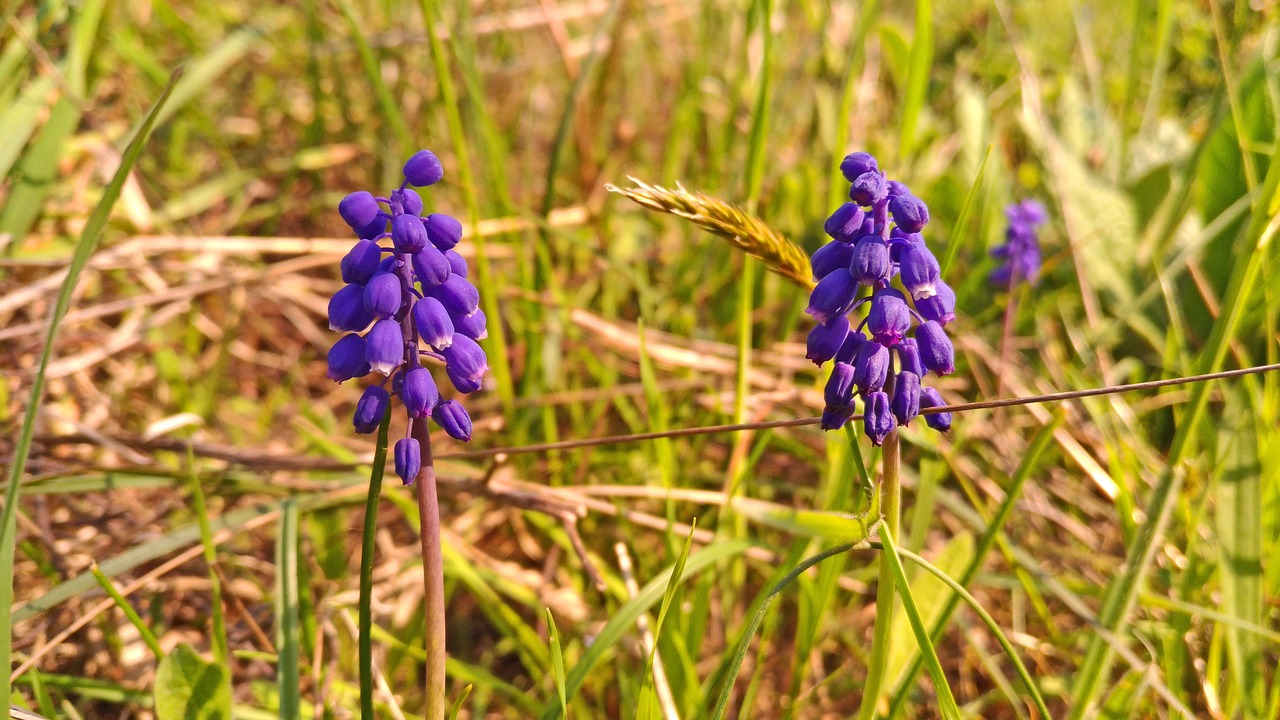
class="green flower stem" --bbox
[414,422,447,720]
[359,414,392,719]
[857,427,900,720]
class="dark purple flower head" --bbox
[807,151,955,443]
[919,387,952,432]
[990,199,1048,287]
[327,149,488,451]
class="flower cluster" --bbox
[989,199,1047,288]
[326,150,488,484]
[806,151,954,445]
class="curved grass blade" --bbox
[546,608,567,718]
[0,66,183,704]
[89,563,163,661]
[359,414,392,720]
[537,540,752,720]
[939,142,991,278]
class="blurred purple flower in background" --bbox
[326,150,487,484]
[806,151,954,445]
[990,199,1047,287]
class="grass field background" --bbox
[2,0,1278,717]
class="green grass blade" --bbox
[898,0,933,160]
[874,522,961,720]
[939,142,992,278]
[185,449,228,666]
[88,563,163,661]
[640,520,697,708]
[332,0,412,152]
[546,608,568,717]
[275,499,301,720]
[0,66,182,705]
[538,540,753,720]
[359,413,392,720]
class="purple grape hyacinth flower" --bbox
[805,151,956,444]
[990,199,1047,287]
[326,149,489,484]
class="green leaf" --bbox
[275,500,301,720]
[886,532,973,689]
[546,608,568,717]
[154,644,232,720]
[733,497,872,540]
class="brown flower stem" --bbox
[413,422,447,720]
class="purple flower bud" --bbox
[424,214,463,251]
[864,391,895,446]
[852,341,890,394]
[326,334,370,382]
[379,255,400,273]
[899,240,941,300]
[353,385,390,434]
[805,268,858,325]
[840,152,879,182]
[453,308,488,341]
[401,367,439,419]
[328,283,375,332]
[342,239,383,285]
[860,217,877,235]
[806,315,850,365]
[851,236,891,286]
[1006,199,1047,226]
[413,296,455,350]
[886,180,911,198]
[412,245,452,290]
[810,240,855,279]
[356,216,388,240]
[431,274,480,318]
[445,250,468,278]
[391,213,429,254]
[915,281,956,326]
[403,150,444,187]
[363,272,402,319]
[821,405,857,431]
[394,437,421,485]
[447,364,484,393]
[889,194,930,233]
[432,400,473,441]
[400,188,423,216]
[920,386,952,432]
[850,171,887,206]
[867,288,910,346]
[834,330,867,364]
[891,371,921,425]
[366,319,406,375]
[824,361,856,409]
[915,320,954,376]
[442,333,487,387]
[824,203,866,242]
[896,337,924,377]
[339,191,381,229]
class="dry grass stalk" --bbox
[607,177,815,290]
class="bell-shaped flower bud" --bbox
[453,308,488,341]
[400,188,423,216]
[806,268,858,325]
[432,274,480,318]
[342,239,383,285]
[394,437,422,485]
[391,213,429,254]
[811,240,855,280]
[896,337,924,377]
[824,361,856,409]
[851,235,891,286]
[821,404,857,431]
[403,150,444,187]
[447,364,484,393]
[356,216,388,240]
[852,341,890,394]
[863,391,895,446]
[339,191,381,229]
[445,250,468,278]
[401,367,439,419]
[442,333,487,386]
[413,296,455,350]
[850,171,887,206]
[889,194,930,233]
[891,371,921,425]
[412,245,452,290]
[326,333,370,382]
[886,180,911,198]
[915,281,956,325]
[363,272,402,319]
[806,315,850,365]
[834,330,867,364]
[899,240,941,300]
[353,385,391,434]
[920,386,952,432]
[425,214,463,251]
[365,319,406,375]
[915,320,955,376]
[328,283,375,332]
[432,400,473,441]
[840,152,879,182]
[824,202,866,242]
[867,288,910,346]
